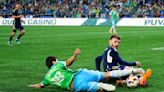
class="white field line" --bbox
[152,47,164,51]
[0,30,160,40]
[0,32,106,40]
[0,30,158,36]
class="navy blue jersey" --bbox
[95,47,136,71]
[12,9,22,26]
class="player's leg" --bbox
[8,26,16,46]
[113,20,117,33]
[74,69,116,92]
[109,26,113,33]
[16,26,25,44]
[139,69,152,86]
[87,70,116,91]
[109,20,115,33]
[104,69,143,80]
[78,81,116,92]
[98,82,116,91]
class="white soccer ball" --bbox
[126,75,139,88]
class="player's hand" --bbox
[74,48,81,56]
[28,84,43,88]
[135,61,141,67]
[19,15,22,17]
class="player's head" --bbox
[15,3,20,9]
[109,34,121,49]
[45,56,57,69]
[112,5,117,10]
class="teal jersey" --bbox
[109,10,118,20]
[41,61,77,90]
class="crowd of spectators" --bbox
[0,0,164,18]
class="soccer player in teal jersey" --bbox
[109,5,119,34]
[29,48,142,92]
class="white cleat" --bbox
[7,41,13,46]
[16,39,21,44]
[98,82,116,91]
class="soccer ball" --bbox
[126,75,139,88]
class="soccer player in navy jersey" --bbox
[8,3,25,46]
[95,34,141,72]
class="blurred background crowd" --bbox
[0,0,164,18]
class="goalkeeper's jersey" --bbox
[41,61,77,90]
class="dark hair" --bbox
[45,56,56,69]
[110,34,121,40]
[112,5,117,8]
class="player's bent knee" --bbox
[11,32,16,36]
[12,29,16,32]
[21,30,25,34]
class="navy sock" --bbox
[9,35,14,41]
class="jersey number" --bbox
[54,71,64,85]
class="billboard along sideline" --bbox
[117,18,164,26]
[0,18,163,26]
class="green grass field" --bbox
[0,26,164,92]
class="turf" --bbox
[0,26,164,92]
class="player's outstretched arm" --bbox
[28,83,44,88]
[135,61,142,67]
[12,15,22,18]
[66,48,80,67]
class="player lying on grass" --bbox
[95,34,141,72]
[29,48,142,92]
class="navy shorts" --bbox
[13,25,24,32]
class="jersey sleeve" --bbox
[117,11,119,18]
[112,51,136,66]
[55,61,67,69]
[109,10,112,15]
[12,10,16,16]
[41,78,50,86]
[18,10,23,15]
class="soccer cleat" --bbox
[16,39,21,44]
[7,41,13,46]
[98,82,116,91]
[139,69,152,86]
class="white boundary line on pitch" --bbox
[0,30,157,36]
[151,47,164,51]
[0,32,107,40]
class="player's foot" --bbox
[133,68,145,74]
[7,41,13,46]
[98,82,116,91]
[109,30,112,34]
[16,39,21,44]
[139,69,152,86]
